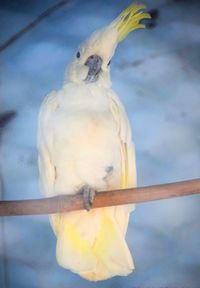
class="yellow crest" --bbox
[111,3,151,42]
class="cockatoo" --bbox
[38,3,150,281]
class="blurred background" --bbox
[0,0,200,287]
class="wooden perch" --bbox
[0,178,200,216]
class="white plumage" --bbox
[38,3,150,281]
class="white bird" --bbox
[38,3,150,281]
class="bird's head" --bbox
[65,3,150,87]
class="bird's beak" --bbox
[84,55,102,83]
[110,3,151,43]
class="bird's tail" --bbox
[51,205,134,281]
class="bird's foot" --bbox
[79,184,96,211]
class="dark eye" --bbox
[76,51,81,58]
[107,60,111,66]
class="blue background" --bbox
[0,0,200,287]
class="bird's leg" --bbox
[79,184,96,211]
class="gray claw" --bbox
[80,185,96,211]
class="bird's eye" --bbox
[107,60,111,66]
[76,51,81,58]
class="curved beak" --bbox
[84,54,102,83]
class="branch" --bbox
[0,178,200,216]
[0,0,70,53]
[0,111,17,129]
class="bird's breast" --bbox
[45,83,122,193]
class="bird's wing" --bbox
[109,91,137,235]
[38,91,58,196]
[38,91,61,234]
[109,92,137,189]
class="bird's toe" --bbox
[79,184,96,211]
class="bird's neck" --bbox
[60,82,112,113]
